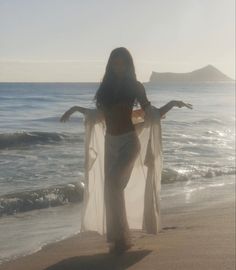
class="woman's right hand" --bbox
[60,107,74,122]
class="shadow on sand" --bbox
[44,249,152,270]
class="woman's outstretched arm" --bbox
[159,100,193,117]
[60,106,104,123]
[60,106,87,122]
[134,82,193,118]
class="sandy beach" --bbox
[0,177,235,270]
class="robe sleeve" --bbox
[143,105,161,126]
[83,108,104,124]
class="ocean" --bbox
[0,82,235,264]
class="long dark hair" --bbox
[93,47,138,109]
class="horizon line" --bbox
[0,80,235,83]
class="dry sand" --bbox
[0,186,235,270]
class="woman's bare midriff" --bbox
[104,102,135,135]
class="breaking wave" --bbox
[162,167,235,183]
[0,131,84,149]
[0,182,84,217]
[0,166,235,217]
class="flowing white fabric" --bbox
[80,105,163,235]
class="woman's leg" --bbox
[104,133,140,250]
[104,154,131,244]
[104,178,131,245]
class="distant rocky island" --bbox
[149,65,234,83]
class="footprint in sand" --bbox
[161,226,193,232]
[161,226,178,231]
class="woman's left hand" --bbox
[173,100,193,109]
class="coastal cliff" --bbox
[149,65,234,83]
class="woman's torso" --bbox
[102,80,137,135]
[104,102,135,135]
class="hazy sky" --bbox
[0,0,235,82]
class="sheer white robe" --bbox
[80,105,163,236]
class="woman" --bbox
[60,47,192,254]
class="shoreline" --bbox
[0,178,235,270]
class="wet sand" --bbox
[0,181,235,270]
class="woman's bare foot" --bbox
[109,240,133,255]
[108,242,116,253]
